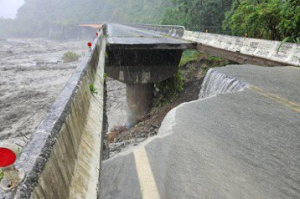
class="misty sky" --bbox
[0,0,24,18]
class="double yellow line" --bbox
[250,86,300,113]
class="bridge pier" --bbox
[126,83,153,127]
[106,48,183,126]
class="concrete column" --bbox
[126,83,153,127]
[106,48,184,128]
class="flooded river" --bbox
[0,38,88,146]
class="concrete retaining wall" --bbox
[1,32,106,199]
[183,31,300,66]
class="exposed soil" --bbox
[0,38,89,147]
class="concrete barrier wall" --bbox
[183,31,300,66]
[131,24,299,66]
[2,32,106,199]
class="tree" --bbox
[222,0,300,41]
[161,0,233,32]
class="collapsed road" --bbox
[100,64,300,199]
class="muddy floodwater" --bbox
[106,78,126,130]
[0,38,89,146]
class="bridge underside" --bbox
[106,48,182,84]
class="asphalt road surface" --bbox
[100,65,300,199]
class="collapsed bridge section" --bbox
[104,24,196,126]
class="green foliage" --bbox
[17,147,21,154]
[277,36,300,53]
[103,73,108,79]
[180,50,202,66]
[0,170,3,182]
[180,50,225,67]
[161,0,233,32]
[207,55,224,63]
[154,71,184,107]
[98,0,173,24]
[222,0,300,41]
[63,51,79,63]
[89,84,98,94]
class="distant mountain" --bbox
[0,0,24,19]
[0,0,173,38]
[16,0,173,24]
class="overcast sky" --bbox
[0,0,24,18]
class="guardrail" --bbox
[1,29,107,199]
[129,24,185,38]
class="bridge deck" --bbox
[106,24,196,50]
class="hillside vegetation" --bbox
[161,0,233,32]
[162,0,299,41]
[16,0,173,24]
[0,0,298,42]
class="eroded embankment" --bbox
[104,67,245,156]
[100,66,250,198]
[105,51,237,158]
[105,58,225,158]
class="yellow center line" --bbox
[134,147,160,199]
[250,86,300,113]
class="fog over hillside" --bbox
[0,0,297,41]
[0,0,24,18]
[0,0,175,38]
